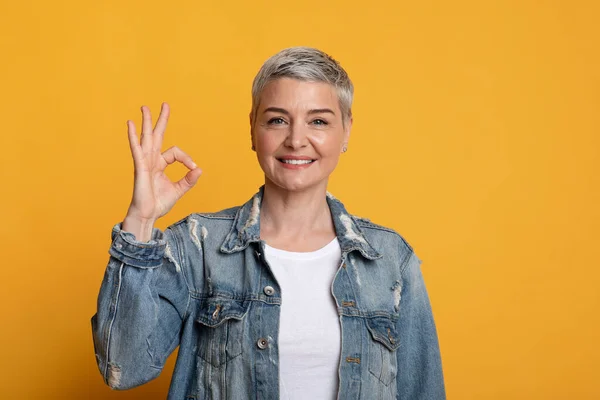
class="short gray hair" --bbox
[250,46,354,126]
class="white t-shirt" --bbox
[264,237,342,400]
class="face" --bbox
[250,77,352,192]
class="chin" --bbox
[275,180,313,192]
[267,176,326,193]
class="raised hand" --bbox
[122,103,202,240]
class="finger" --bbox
[153,102,170,135]
[162,146,197,170]
[175,167,203,196]
[152,102,169,152]
[126,120,143,163]
[140,105,153,153]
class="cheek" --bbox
[255,134,284,170]
[256,131,279,152]
[309,132,327,146]
[308,131,342,153]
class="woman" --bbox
[91,46,446,399]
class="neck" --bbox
[260,179,334,240]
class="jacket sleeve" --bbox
[91,221,190,390]
[396,251,446,399]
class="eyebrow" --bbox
[263,107,336,116]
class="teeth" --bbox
[281,159,314,165]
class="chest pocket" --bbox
[195,297,250,368]
[366,315,401,386]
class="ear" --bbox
[249,111,256,151]
[343,116,353,144]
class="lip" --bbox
[276,155,317,170]
[277,155,315,160]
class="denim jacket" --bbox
[91,185,446,399]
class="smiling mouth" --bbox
[277,158,316,165]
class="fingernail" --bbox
[192,162,197,168]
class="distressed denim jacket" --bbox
[91,185,446,399]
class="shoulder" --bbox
[351,213,415,254]
[351,213,422,276]
[166,205,241,232]
[160,205,243,259]
[192,206,241,221]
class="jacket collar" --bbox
[220,185,383,260]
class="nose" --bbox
[283,120,309,149]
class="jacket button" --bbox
[257,337,269,349]
[263,286,275,296]
[115,243,123,249]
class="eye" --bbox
[267,117,286,125]
[311,118,328,126]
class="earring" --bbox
[342,145,348,153]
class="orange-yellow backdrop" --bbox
[1,1,598,399]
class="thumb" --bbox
[176,167,203,195]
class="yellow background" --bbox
[1,1,598,399]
